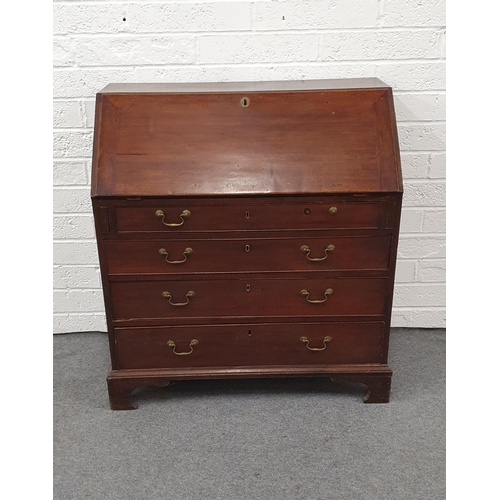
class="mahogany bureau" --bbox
[91,78,403,410]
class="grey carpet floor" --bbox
[54,328,445,500]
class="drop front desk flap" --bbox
[91,78,402,409]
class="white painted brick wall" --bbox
[53,0,446,332]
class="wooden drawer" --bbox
[112,198,383,233]
[114,322,385,369]
[104,235,392,275]
[109,277,388,320]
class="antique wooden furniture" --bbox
[91,78,402,410]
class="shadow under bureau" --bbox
[91,78,403,409]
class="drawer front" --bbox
[113,199,382,233]
[109,277,387,320]
[104,235,391,275]
[114,322,385,369]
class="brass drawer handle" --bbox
[300,288,333,304]
[301,244,335,261]
[300,336,332,351]
[167,339,198,356]
[159,247,193,264]
[329,206,338,214]
[162,290,195,306]
[155,209,191,227]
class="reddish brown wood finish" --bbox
[113,199,384,233]
[92,81,402,198]
[109,277,388,320]
[92,79,402,409]
[104,235,391,275]
[114,322,385,369]
[106,364,393,409]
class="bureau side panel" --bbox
[90,93,102,197]
[381,192,403,363]
[92,198,119,369]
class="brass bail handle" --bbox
[159,247,193,264]
[301,244,335,262]
[167,339,198,356]
[162,290,195,306]
[300,336,332,351]
[300,288,333,304]
[155,209,191,227]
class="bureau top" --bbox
[98,78,390,94]
[91,78,402,198]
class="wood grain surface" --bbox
[114,322,385,369]
[92,82,401,197]
[91,79,402,407]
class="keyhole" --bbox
[245,244,250,253]
[245,211,250,219]
[246,284,251,292]
[247,329,252,336]
[240,97,250,108]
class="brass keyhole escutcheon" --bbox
[245,244,251,253]
[240,97,250,108]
